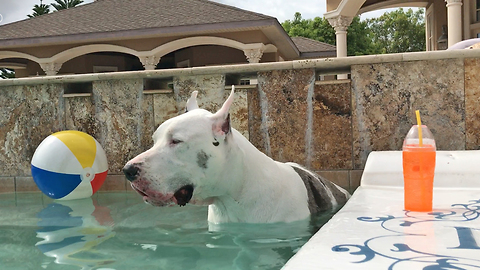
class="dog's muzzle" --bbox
[123,163,139,182]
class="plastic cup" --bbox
[402,125,436,212]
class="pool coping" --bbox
[283,150,480,269]
[1,49,480,86]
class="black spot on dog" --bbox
[291,165,349,214]
[197,150,209,169]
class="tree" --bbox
[346,16,381,56]
[27,0,50,18]
[281,8,425,56]
[282,12,378,56]
[0,68,15,79]
[282,12,335,45]
[366,8,425,53]
[51,0,84,11]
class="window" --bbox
[239,78,258,85]
[426,4,435,51]
[239,79,250,85]
[427,13,434,50]
[477,0,480,22]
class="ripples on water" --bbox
[0,193,338,270]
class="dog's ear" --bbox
[210,87,234,140]
[185,91,199,113]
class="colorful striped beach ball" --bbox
[31,130,108,200]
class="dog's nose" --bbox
[123,163,139,182]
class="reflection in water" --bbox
[111,207,337,270]
[0,193,340,269]
[36,198,116,270]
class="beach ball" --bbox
[31,130,108,200]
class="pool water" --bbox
[0,192,336,270]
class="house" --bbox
[0,0,335,78]
[325,0,479,56]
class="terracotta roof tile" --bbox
[0,0,275,40]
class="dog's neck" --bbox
[207,130,310,223]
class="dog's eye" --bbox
[171,138,183,145]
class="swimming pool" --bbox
[0,192,337,270]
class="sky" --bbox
[0,0,414,26]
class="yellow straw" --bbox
[415,110,423,147]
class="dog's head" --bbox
[123,88,236,207]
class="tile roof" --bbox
[291,37,336,53]
[0,0,276,40]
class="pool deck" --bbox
[283,151,480,269]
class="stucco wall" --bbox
[1,56,479,195]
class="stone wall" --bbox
[351,59,466,168]
[249,69,355,190]
[1,57,479,195]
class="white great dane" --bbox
[123,88,350,223]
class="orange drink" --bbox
[402,144,436,212]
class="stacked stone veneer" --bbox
[1,58,479,195]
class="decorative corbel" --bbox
[243,44,266,63]
[139,55,161,70]
[40,62,62,76]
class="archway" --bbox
[0,53,43,78]
[59,51,143,74]
[50,44,140,64]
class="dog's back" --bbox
[288,163,350,214]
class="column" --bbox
[327,15,353,79]
[40,62,62,76]
[446,0,463,48]
[139,55,161,70]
